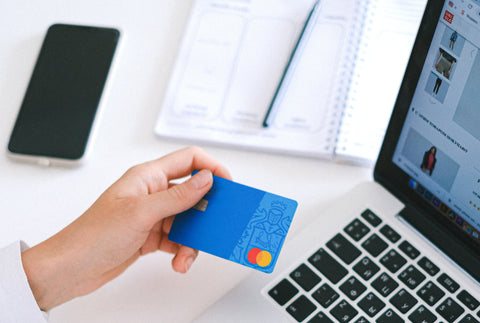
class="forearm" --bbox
[21,214,129,311]
[21,235,76,311]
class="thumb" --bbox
[141,169,213,226]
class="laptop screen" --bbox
[375,0,480,281]
[392,0,480,246]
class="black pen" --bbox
[263,0,322,128]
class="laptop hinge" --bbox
[399,205,480,284]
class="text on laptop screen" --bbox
[392,0,480,245]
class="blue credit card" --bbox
[168,174,298,273]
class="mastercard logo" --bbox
[247,247,272,267]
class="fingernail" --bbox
[190,170,212,189]
[185,256,195,272]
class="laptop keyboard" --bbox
[266,209,480,322]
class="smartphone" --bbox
[7,23,120,166]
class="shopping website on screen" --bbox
[393,0,480,243]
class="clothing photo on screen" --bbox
[425,72,449,103]
[401,128,460,192]
[440,26,465,57]
[421,146,437,176]
[433,77,442,94]
[449,31,457,49]
[434,48,456,79]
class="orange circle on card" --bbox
[247,248,262,264]
[256,250,272,267]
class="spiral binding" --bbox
[334,0,378,159]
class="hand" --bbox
[21,146,231,311]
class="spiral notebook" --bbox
[154,0,426,164]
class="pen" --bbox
[263,0,322,128]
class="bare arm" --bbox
[21,146,231,311]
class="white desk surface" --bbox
[0,1,372,322]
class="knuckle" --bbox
[126,164,143,176]
[186,145,204,156]
[168,184,191,202]
[125,163,150,179]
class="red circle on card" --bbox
[247,248,262,264]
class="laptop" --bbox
[195,0,480,322]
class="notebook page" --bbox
[335,0,428,164]
[155,0,363,158]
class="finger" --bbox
[150,146,231,180]
[140,222,163,255]
[157,237,181,255]
[155,228,198,270]
[140,169,213,226]
[162,216,175,234]
[125,147,231,194]
[172,246,199,274]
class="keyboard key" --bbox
[380,224,401,243]
[437,273,460,293]
[358,292,385,317]
[398,240,420,259]
[308,311,333,323]
[418,257,440,276]
[372,272,399,297]
[408,305,437,323]
[268,279,298,306]
[417,281,445,306]
[330,299,358,323]
[287,295,317,322]
[353,256,380,281]
[380,249,407,273]
[362,234,388,257]
[436,297,465,323]
[290,264,321,292]
[459,314,480,323]
[308,248,348,284]
[390,288,418,314]
[376,309,404,323]
[361,209,382,227]
[340,276,366,301]
[354,316,369,323]
[344,218,370,241]
[312,283,339,308]
[458,290,480,311]
[398,265,426,289]
[326,233,361,265]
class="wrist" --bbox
[21,238,74,311]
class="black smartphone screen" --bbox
[8,24,119,160]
